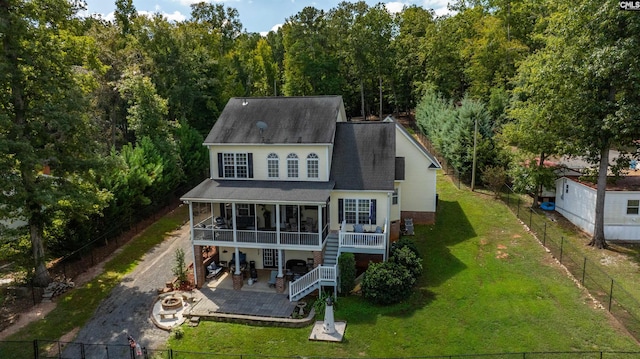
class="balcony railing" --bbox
[192,221,327,248]
[339,220,387,251]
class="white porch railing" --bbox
[192,220,326,247]
[339,220,387,250]
[289,265,337,301]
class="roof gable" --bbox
[386,117,441,169]
[330,122,395,191]
[204,96,343,144]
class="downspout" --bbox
[232,203,240,275]
[386,192,391,261]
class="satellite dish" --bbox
[256,121,268,131]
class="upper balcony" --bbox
[192,216,329,250]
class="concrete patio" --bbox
[155,270,316,328]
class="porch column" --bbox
[189,202,203,288]
[275,249,285,293]
[317,204,322,240]
[275,204,281,245]
[232,247,243,290]
[233,247,241,275]
[194,245,205,288]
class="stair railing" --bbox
[289,264,336,301]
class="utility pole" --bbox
[471,116,478,191]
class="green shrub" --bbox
[361,261,414,305]
[390,246,423,280]
[338,252,356,294]
[172,326,184,339]
[390,237,420,258]
[172,248,188,284]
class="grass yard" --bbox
[168,174,639,357]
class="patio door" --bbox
[263,249,279,268]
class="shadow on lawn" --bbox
[346,199,477,322]
[415,199,475,288]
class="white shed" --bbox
[554,176,640,241]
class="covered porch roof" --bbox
[181,179,335,204]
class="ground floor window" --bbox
[627,199,639,215]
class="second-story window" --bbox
[267,153,279,178]
[218,153,253,178]
[307,153,319,178]
[287,153,299,178]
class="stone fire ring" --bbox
[161,296,183,310]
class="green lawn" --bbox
[167,174,639,357]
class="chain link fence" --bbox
[0,181,197,331]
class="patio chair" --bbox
[268,270,278,287]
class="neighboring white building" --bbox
[180,96,441,300]
[554,176,640,241]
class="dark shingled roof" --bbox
[330,122,395,191]
[204,96,343,144]
[181,179,335,204]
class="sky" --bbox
[81,0,451,35]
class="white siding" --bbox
[209,144,331,181]
[395,127,438,213]
[555,177,640,240]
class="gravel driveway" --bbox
[62,224,192,358]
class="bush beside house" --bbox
[361,239,423,305]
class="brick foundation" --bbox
[390,220,401,243]
[401,211,436,225]
[276,276,285,293]
[313,251,322,267]
[194,245,205,288]
[232,273,243,290]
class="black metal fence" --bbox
[501,185,640,342]
[0,182,196,330]
[414,131,462,190]
[1,340,640,359]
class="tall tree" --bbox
[0,0,110,285]
[510,0,640,248]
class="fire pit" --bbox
[161,296,183,310]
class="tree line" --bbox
[1,0,639,286]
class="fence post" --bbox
[169,348,173,359]
[33,339,38,359]
[543,222,547,246]
[559,237,564,263]
[81,343,86,359]
[608,279,614,312]
[517,197,521,217]
[582,257,587,285]
[529,208,533,228]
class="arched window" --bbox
[307,153,319,178]
[267,153,279,178]
[287,153,299,178]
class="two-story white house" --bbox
[180,96,440,301]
